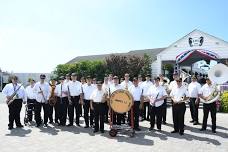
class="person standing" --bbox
[102,76,110,123]
[67,73,83,126]
[170,78,189,135]
[128,78,144,131]
[2,75,26,130]
[147,77,167,131]
[188,76,201,125]
[33,74,50,127]
[25,79,36,122]
[90,81,106,133]
[199,78,218,133]
[82,76,96,128]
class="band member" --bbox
[90,81,106,133]
[64,73,71,84]
[79,76,86,117]
[108,74,114,85]
[141,74,153,121]
[147,77,167,131]
[159,74,169,124]
[199,78,218,133]
[170,78,189,135]
[109,76,123,125]
[25,79,36,122]
[128,77,144,131]
[48,78,57,123]
[54,76,68,126]
[102,76,110,123]
[33,74,50,127]
[82,76,96,128]
[92,78,97,87]
[2,75,26,130]
[67,73,83,126]
[188,76,201,125]
[120,73,133,90]
[138,75,143,87]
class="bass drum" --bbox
[110,89,133,114]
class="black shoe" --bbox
[93,130,99,133]
[171,130,178,133]
[193,122,199,125]
[8,126,13,130]
[44,123,48,127]
[200,128,206,131]
[179,132,184,135]
[149,127,154,131]
[36,124,41,127]
[84,125,89,128]
[100,130,104,133]
[49,121,53,124]
[212,130,216,133]
[163,121,167,125]
[17,125,24,128]
[76,124,81,127]
[134,128,141,131]
[67,124,73,127]
[189,120,194,123]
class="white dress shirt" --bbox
[168,80,177,91]
[120,81,133,90]
[147,85,167,107]
[109,84,123,94]
[2,83,26,101]
[188,81,201,98]
[34,82,50,103]
[128,85,143,101]
[141,80,153,96]
[170,85,189,103]
[25,85,36,100]
[54,83,68,97]
[199,84,218,97]
[102,83,110,94]
[68,80,82,96]
[82,84,96,100]
[90,89,105,103]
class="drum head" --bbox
[110,89,133,113]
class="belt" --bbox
[71,96,80,98]
[93,102,104,104]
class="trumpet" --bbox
[6,84,23,105]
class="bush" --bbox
[220,91,228,113]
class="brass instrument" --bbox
[6,84,23,106]
[39,86,48,104]
[49,82,56,106]
[67,85,72,105]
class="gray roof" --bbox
[67,48,166,64]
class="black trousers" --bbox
[83,100,94,126]
[162,99,167,122]
[68,96,80,125]
[143,102,150,120]
[93,102,105,131]
[8,99,23,127]
[173,102,186,133]
[189,98,199,122]
[128,102,140,129]
[54,100,60,123]
[104,101,109,122]
[202,102,216,131]
[47,104,54,123]
[35,101,49,125]
[27,99,36,121]
[150,104,163,129]
[58,97,68,125]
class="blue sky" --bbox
[0,0,227,72]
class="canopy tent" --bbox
[176,49,219,65]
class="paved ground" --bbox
[0,93,228,152]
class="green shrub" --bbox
[220,91,228,113]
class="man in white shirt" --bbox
[141,74,153,121]
[2,75,26,130]
[54,76,68,126]
[199,78,218,133]
[33,74,50,127]
[147,77,167,131]
[128,78,144,131]
[108,74,114,85]
[64,73,71,85]
[90,81,106,133]
[109,76,124,125]
[170,78,189,135]
[25,79,36,122]
[67,73,83,126]
[82,76,96,128]
[188,76,201,125]
[120,73,133,90]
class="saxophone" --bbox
[49,82,57,106]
